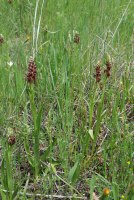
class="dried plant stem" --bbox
[1,189,87,200]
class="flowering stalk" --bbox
[26,57,37,128]
[25,57,43,177]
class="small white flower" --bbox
[7,61,13,67]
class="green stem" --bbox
[29,85,40,176]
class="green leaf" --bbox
[89,129,94,140]
[5,150,14,194]
[112,182,119,200]
[12,184,19,199]
[0,189,7,200]
[51,164,57,174]
[36,105,43,133]
[40,146,51,161]
[24,137,34,167]
[89,175,96,200]
[1,159,8,190]
[68,161,79,184]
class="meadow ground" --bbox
[0,0,134,199]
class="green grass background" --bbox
[0,0,133,199]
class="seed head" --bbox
[104,55,112,78]
[95,61,101,83]
[26,57,37,84]
[106,60,112,70]
[104,69,111,77]
[74,33,80,44]
[8,135,16,146]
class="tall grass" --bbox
[0,0,133,199]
